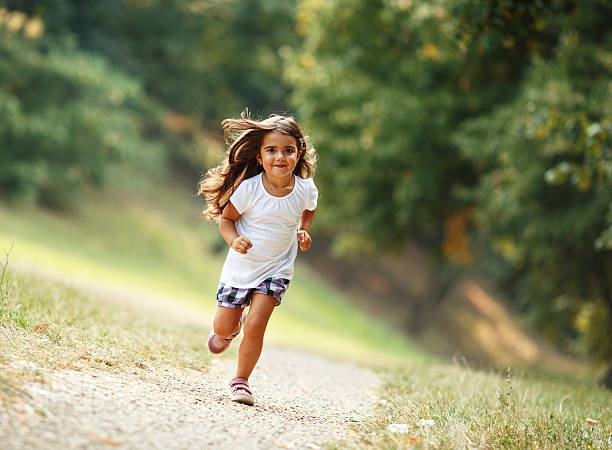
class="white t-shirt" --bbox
[219,173,318,288]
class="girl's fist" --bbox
[231,236,252,254]
[297,229,311,251]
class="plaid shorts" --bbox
[216,277,291,309]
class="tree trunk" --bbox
[601,361,612,389]
[598,264,612,389]
[408,267,463,334]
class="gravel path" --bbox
[1,346,379,449]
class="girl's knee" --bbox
[243,314,267,340]
[214,323,234,339]
[214,315,240,338]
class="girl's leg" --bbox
[235,293,276,380]
[213,306,244,339]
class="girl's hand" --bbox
[297,229,311,251]
[231,236,252,254]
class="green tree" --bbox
[0,17,164,208]
[286,0,477,254]
[454,31,612,382]
[287,0,582,252]
[289,0,612,383]
[6,0,300,170]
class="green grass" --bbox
[0,268,211,404]
[337,364,612,448]
[0,188,221,308]
[0,168,420,367]
[2,268,609,448]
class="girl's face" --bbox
[257,130,301,181]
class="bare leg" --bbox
[235,293,276,380]
[213,306,244,340]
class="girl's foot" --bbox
[208,310,246,354]
[229,377,254,406]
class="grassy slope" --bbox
[2,267,610,448]
[0,268,210,404]
[0,168,420,367]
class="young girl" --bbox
[198,112,317,406]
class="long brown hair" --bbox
[198,110,317,221]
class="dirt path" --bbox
[1,345,379,449]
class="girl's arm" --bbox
[220,202,252,254]
[297,209,316,251]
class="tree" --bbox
[287,0,479,254]
[454,34,612,383]
[0,11,164,208]
[289,0,612,383]
[2,0,301,177]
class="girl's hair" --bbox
[198,110,317,221]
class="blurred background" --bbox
[0,0,610,385]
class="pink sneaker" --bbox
[207,310,246,354]
[230,377,254,406]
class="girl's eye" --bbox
[285,149,295,154]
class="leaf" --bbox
[422,43,441,60]
[90,433,121,446]
[34,323,49,333]
[273,439,295,448]
[544,162,572,185]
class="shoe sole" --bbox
[207,332,229,354]
[231,395,254,406]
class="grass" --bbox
[2,267,610,448]
[0,268,211,405]
[2,168,610,448]
[337,364,612,448]
[0,182,221,307]
[0,167,421,369]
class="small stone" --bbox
[388,423,410,433]
[417,419,435,427]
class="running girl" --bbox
[198,112,318,406]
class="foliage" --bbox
[287,1,476,254]
[2,0,611,370]
[4,0,300,171]
[289,0,612,365]
[0,16,164,208]
[454,31,612,359]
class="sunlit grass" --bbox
[334,363,612,449]
[0,168,420,368]
[267,312,424,367]
[0,188,221,308]
[0,269,211,404]
[271,266,424,365]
